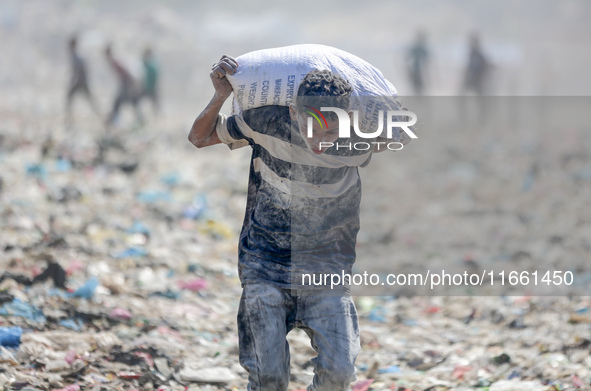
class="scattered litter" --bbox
[0,7,589,391]
[68,277,99,299]
[180,367,236,383]
[489,380,547,391]
[178,278,208,292]
[378,365,401,374]
[352,379,374,391]
[493,353,511,365]
[109,307,132,321]
[0,327,22,348]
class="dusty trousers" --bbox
[238,283,360,391]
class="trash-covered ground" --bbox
[2,1,591,390]
[2,103,591,390]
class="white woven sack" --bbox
[226,44,404,137]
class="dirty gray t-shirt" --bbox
[217,105,372,289]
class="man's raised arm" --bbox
[188,55,238,148]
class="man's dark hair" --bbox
[295,70,352,120]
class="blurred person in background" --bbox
[462,32,491,95]
[65,34,100,128]
[104,44,143,129]
[406,30,430,95]
[460,32,493,126]
[139,46,160,115]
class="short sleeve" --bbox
[215,114,251,150]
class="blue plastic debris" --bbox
[136,190,171,203]
[56,158,72,172]
[69,276,99,299]
[0,299,46,324]
[508,370,521,379]
[126,221,150,236]
[0,326,22,347]
[368,306,387,322]
[25,163,48,181]
[160,172,181,187]
[47,288,69,298]
[113,247,148,259]
[378,365,401,374]
[150,289,180,300]
[59,318,83,331]
[182,194,207,220]
[403,318,419,326]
